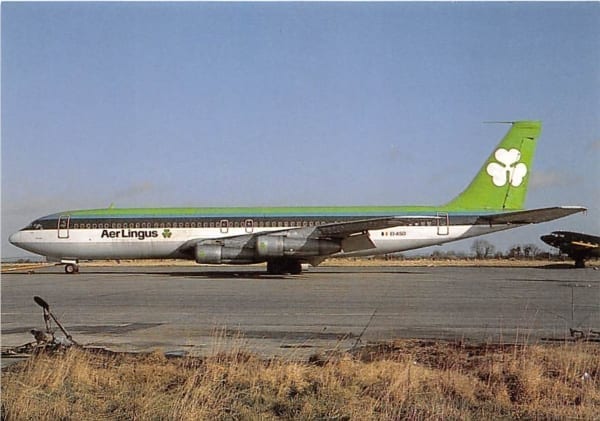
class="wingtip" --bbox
[559,206,587,213]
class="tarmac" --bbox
[2,265,599,359]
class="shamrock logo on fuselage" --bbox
[162,229,172,239]
[486,148,527,187]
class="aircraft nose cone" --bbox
[9,231,22,246]
[8,230,41,255]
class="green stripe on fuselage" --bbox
[43,206,496,220]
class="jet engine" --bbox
[255,235,340,258]
[194,235,341,264]
[194,243,254,264]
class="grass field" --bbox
[2,340,599,420]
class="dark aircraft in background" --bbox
[541,231,600,268]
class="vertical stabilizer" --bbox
[443,121,541,211]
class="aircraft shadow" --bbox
[9,268,430,277]
[314,270,425,275]
[167,271,289,279]
[538,263,578,269]
[75,270,289,280]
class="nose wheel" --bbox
[64,263,79,274]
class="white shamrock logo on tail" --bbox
[486,148,527,187]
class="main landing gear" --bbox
[267,259,302,275]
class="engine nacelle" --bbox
[256,235,340,258]
[195,244,223,264]
[194,243,254,264]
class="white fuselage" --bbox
[9,223,511,261]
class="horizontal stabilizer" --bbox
[478,206,586,225]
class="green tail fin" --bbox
[443,121,541,211]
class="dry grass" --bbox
[2,340,599,420]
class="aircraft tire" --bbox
[267,259,302,275]
[64,263,79,274]
[288,260,302,275]
[266,260,282,275]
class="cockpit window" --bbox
[24,222,43,230]
[22,219,44,231]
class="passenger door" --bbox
[436,212,449,236]
[58,215,70,239]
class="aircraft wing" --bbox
[312,216,438,238]
[478,206,587,225]
[178,215,435,256]
[309,216,440,252]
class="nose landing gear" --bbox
[61,261,80,274]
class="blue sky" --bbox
[2,2,599,258]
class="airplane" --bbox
[9,121,586,274]
[541,231,600,268]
